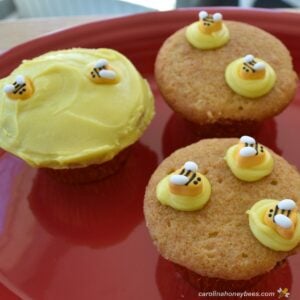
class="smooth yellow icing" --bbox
[225,57,276,98]
[0,48,154,168]
[248,199,300,251]
[225,144,274,182]
[185,21,230,50]
[156,174,211,211]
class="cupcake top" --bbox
[0,48,154,168]
[155,13,297,124]
[144,138,300,280]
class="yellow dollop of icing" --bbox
[185,21,230,50]
[0,48,154,168]
[225,57,276,98]
[156,174,211,211]
[247,199,300,251]
[225,143,274,182]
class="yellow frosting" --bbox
[225,57,276,98]
[225,143,274,182]
[156,174,211,211]
[0,48,154,169]
[248,199,300,251]
[185,21,230,50]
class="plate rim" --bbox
[0,7,300,73]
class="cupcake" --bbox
[0,48,155,183]
[155,10,298,137]
[144,138,300,291]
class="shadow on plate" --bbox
[28,142,158,248]
[162,113,281,158]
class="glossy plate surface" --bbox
[0,8,300,300]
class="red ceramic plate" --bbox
[0,8,300,300]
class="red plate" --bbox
[0,8,300,300]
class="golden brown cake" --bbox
[144,138,300,283]
[155,12,297,137]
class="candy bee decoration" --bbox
[169,161,203,197]
[3,75,34,100]
[198,11,223,34]
[225,54,276,98]
[239,55,266,80]
[185,11,230,50]
[225,135,274,182]
[156,161,211,211]
[264,199,298,239]
[248,198,300,251]
[236,135,266,168]
[89,59,119,84]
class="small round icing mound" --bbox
[0,48,154,168]
[225,57,276,98]
[156,174,211,211]
[225,143,274,182]
[185,21,230,50]
[248,199,300,251]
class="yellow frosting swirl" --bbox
[225,57,276,98]
[248,199,300,251]
[156,174,211,211]
[225,144,274,182]
[185,21,230,50]
[0,48,154,169]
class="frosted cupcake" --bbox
[155,11,297,137]
[0,48,155,183]
[144,138,300,291]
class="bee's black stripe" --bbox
[243,63,256,72]
[180,169,185,175]
[93,68,101,78]
[273,205,279,222]
[287,210,291,217]
[185,170,191,177]
[205,16,214,21]
[185,173,196,186]
[255,143,258,156]
[13,83,25,94]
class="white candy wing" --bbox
[199,11,208,20]
[253,62,265,71]
[243,54,254,63]
[239,146,256,157]
[184,161,198,172]
[99,69,116,80]
[3,84,15,93]
[278,199,296,211]
[213,13,222,22]
[169,174,189,186]
[95,59,108,68]
[15,75,25,85]
[274,214,292,229]
[240,135,256,144]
